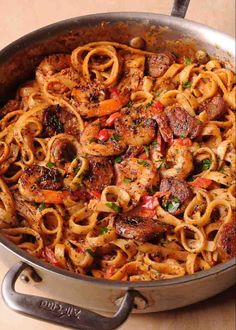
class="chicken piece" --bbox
[115,215,172,241]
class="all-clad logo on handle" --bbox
[39,300,81,319]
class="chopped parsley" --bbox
[89,137,97,143]
[156,159,167,169]
[201,159,212,171]
[86,249,97,258]
[148,186,158,196]
[181,81,191,89]
[127,101,133,108]
[46,162,55,168]
[143,145,149,157]
[114,156,122,163]
[150,140,158,148]
[180,132,187,139]
[99,227,109,235]
[156,91,161,97]
[162,196,180,213]
[145,101,153,108]
[38,203,46,212]
[137,159,150,167]
[112,134,121,142]
[184,57,192,65]
[105,202,122,213]
[123,178,133,184]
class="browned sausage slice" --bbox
[42,105,80,137]
[165,105,202,139]
[22,165,63,191]
[216,221,236,262]
[159,178,193,215]
[83,157,114,192]
[147,52,175,78]
[115,215,172,241]
[198,96,227,121]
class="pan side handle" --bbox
[171,0,191,18]
[1,262,141,330]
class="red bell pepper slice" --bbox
[190,177,213,189]
[175,138,192,147]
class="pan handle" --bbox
[171,0,190,18]
[1,262,141,330]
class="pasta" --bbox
[0,41,235,281]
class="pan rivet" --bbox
[20,274,30,283]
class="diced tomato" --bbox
[175,138,192,147]
[141,195,159,210]
[97,129,110,142]
[109,87,129,106]
[77,246,86,253]
[153,100,164,112]
[43,247,61,267]
[139,153,149,160]
[190,177,213,189]
[90,190,101,199]
[106,112,121,126]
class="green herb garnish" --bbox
[137,159,150,167]
[156,91,161,97]
[127,101,133,108]
[114,156,122,163]
[86,249,97,258]
[123,178,133,184]
[148,186,158,196]
[162,196,180,213]
[145,101,153,108]
[181,81,191,89]
[89,137,97,143]
[156,159,167,169]
[46,162,55,168]
[105,202,122,213]
[38,203,46,212]
[184,57,192,65]
[99,227,109,235]
[143,145,149,157]
[112,134,121,142]
[180,132,187,139]
[201,159,212,171]
[151,140,158,148]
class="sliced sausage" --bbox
[216,221,236,262]
[42,105,80,137]
[23,165,63,191]
[83,156,114,192]
[159,178,193,215]
[115,215,172,242]
[147,52,175,78]
[154,111,173,144]
[198,96,227,121]
[165,105,202,139]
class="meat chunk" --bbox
[159,178,193,215]
[42,105,80,137]
[198,96,227,121]
[23,165,63,191]
[216,221,236,262]
[147,52,175,78]
[83,157,114,192]
[52,139,77,165]
[14,192,37,223]
[165,105,202,139]
[115,215,172,242]
[154,111,173,144]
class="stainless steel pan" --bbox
[0,1,235,329]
